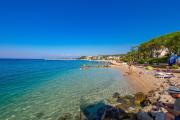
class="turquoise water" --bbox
[0,59,132,120]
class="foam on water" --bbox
[0,59,133,120]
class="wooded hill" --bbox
[122,31,180,64]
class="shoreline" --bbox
[110,63,156,94]
[86,59,157,93]
[80,60,180,119]
[108,60,179,94]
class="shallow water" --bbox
[0,59,133,120]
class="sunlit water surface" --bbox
[0,59,133,120]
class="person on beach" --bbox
[159,86,180,120]
[128,61,133,74]
[138,71,143,78]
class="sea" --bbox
[0,59,133,120]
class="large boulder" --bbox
[134,92,146,106]
[137,112,153,120]
[150,111,165,120]
[100,106,129,120]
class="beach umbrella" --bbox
[168,54,177,66]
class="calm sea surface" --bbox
[0,59,133,120]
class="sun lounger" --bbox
[154,72,175,79]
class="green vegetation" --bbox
[172,64,179,69]
[122,31,180,64]
[147,56,169,64]
[79,31,180,66]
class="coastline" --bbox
[80,60,180,119]
[86,59,157,93]
[108,60,179,94]
[110,62,156,93]
[79,59,179,94]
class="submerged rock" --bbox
[57,113,72,120]
[115,103,131,110]
[115,92,146,110]
[124,95,134,99]
[101,105,128,120]
[113,92,120,98]
[36,112,44,119]
[106,98,117,105]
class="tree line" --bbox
[122,31,180,64]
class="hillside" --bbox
[122,31,180,63]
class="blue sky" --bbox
[0,0,180,58]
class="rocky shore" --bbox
[78,62,180,120]
[78,72,179,120]
[57,61,180,120]
[105,77,178,120]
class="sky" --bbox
[0,0,180,58]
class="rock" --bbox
[117,97,131,105]
[127,112,137,120]
[143,97,152,106]
[124,95,134,99]
[155,114,165,120]
[142,105,153,112]
[106,98,117,105]
[137,111,153,120]
[79,112,87,120]
[127,107,139,113]
[102,106,128,120]
[96,105,110,120]
[159,95,174,103]
[148,91,160,104]
[134,92,146,106]
[116,96,135,110]
[151,112,165,120]
[113,92,120,98]
[115,103,130,110]
[57,113,72,120]
[74,115,80,120]
[105,77,178,119]
[36,112,44,119]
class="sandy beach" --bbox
[109,61,180,94]
[78,60,180,120]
